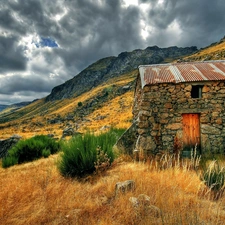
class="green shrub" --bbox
[2,156,18,168]
[58,128,124,178]
[58,134,97,177]
[42,149,51,158]
[2,135,61,168]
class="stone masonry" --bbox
[133,78,225,157]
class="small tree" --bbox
[78,102,82,107]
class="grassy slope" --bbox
[184,37,225,61]
[0,70,137,139]
[1,155,225,224]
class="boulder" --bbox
[62,127,75,138]
[115,180,135,196]
[0,134,22,158]
[129,194,160,217]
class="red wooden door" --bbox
[182,114,200,151]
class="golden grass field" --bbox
[1,154,225,225]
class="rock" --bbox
[129,194,151,207]
[62,127,75,137]
[47,133,55,138]
[0,134,22,158]
[129,194,160,218]
[100,125,111,131]
[115,180,135,196]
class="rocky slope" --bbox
[46,46,197,101]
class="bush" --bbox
[58,128,124,178]
[2,156,18,168]
[42,149,51,158]
[2,135,61,168]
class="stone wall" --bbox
[133,78,225,156]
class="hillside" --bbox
[0,45,197,139]
[181,35,225,62]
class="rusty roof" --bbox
[139,60,225,88]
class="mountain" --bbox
[46,45,197,101]
[0,101,37,115]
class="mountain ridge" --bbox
[45,45,197,101]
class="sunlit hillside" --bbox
[0,70,137,139]
[184,36,225,62]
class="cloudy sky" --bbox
[0,0,224,105]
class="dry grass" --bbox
[185,40,225,61]
[1,155,225,225]
[82,91,133,132]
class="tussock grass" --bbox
[1,154,225,224]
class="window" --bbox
[191,85,203,98]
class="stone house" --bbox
[131,60,225,157]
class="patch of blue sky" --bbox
[35,37,58,48]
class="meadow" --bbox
[1,152,225,225]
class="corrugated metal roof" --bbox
[139,60,225,88]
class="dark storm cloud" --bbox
[0,73,62,95]
[142,0,225,47]
[55,0,143,72]
[0,35,27,73]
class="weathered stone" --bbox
[185,92,191,98]
[62,127,75,137]
[138,121,149,128]
[212,112,219,117]
[137,136,156,151]
[162,135,173,142]
[138,110,152,117]
[0,135,22,158]
[184,85,192,91]
[216,118,223,125]
[129,194,160,217]
[202,86,210,93]
[201,124,220,135]
[164,103,172,109]
[200,116,210,123]
[160,119,169,124]
[137,129,147,135]
[115,180,135,196]
[168,87,175,93]
[166,123,182,130]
